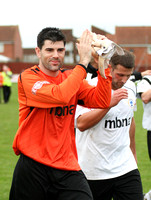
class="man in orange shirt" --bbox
[9,27,127,200]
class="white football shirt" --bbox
[137,75,151,130]
[75,75,137,180]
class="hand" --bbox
[91,33,107,47]
[110,88,128,108]
[76,30,93,67]
[141,70,151,77]
[96,34,107,40]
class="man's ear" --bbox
[108,64,112,70]
[35,47,41,58]
[93,55,99,64]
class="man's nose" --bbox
[122,76,129,83]
[53,50,59,58]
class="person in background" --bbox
[87,63,151,82]
[75,49,143,200]
[144,189,151,200]
[137,73,151,161]
[0,71,3,103]
[130,70,151,82]
[2,64,12,103]
[9,27,115,200]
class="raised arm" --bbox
[77,88,128,131]
[76,30,93,67]
[19,30,94,108]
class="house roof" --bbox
[61,29,76,42]
[116,26,151,44]
[91,25,111,35]
[0,25,19,42]
[23,48,36,55]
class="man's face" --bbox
[3,65,8,72]
[36,40,65,73]
[111,64,133,90]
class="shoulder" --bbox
[60,68,73,76]
[24,65,40,74]
[142,75,151,84]
[137,75,151,95]
[123,79,136,95]
[18,65,40,83]
[86,73,98,86]
[137,75,151,88]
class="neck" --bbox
[38,64,59,77]
[90,62,98,69]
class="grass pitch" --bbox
[0,83,150,200]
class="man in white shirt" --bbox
[137,75,151,160]
[75,50,143,200]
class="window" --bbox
[0,43,4,53]
[147,46,151,54]
[129,49,134,53]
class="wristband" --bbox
[78,64,87,72]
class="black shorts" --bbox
[9,154,93,200]
[147,130,151,160]
[88,169,143,200]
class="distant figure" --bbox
[130,70,151,82]
[2,65,12,103]
[137,74,151,161]
[0,71,3,103]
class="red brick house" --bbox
[23,48,38,63]
[62,26,151,71]
[23,29,77,66]
[0,25,23,61]
[97,26,151,71]
[113,26,151,71]
[1,25,151,74]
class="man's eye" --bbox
[46,48,53,52]
[117,74,123,77]
[58,49,64,52]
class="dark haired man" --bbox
[9,27,114,200]
[75,50,143,200]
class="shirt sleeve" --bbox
[74,105,92,128]
[131,71,142,82]
[137,76,151,94]
[19,65,87,108]
[77,68,112,109]
[19,65,112,109]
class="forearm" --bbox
[129,117,137,163]
[141,89,151,104]
[95,69,112,108]
[78,68,112,109]
[77,87,128,131]
[77,108,109,131]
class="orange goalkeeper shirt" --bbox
[13,64,112,171]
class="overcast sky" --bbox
[1,0,151,48]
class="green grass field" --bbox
[0,83,151,200]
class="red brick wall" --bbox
[1,61,151,74]
[14,28,23,60]
[0,62,75,74]
[122,47,151,69]
[0,62,37,73]
[2,44,14,59]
